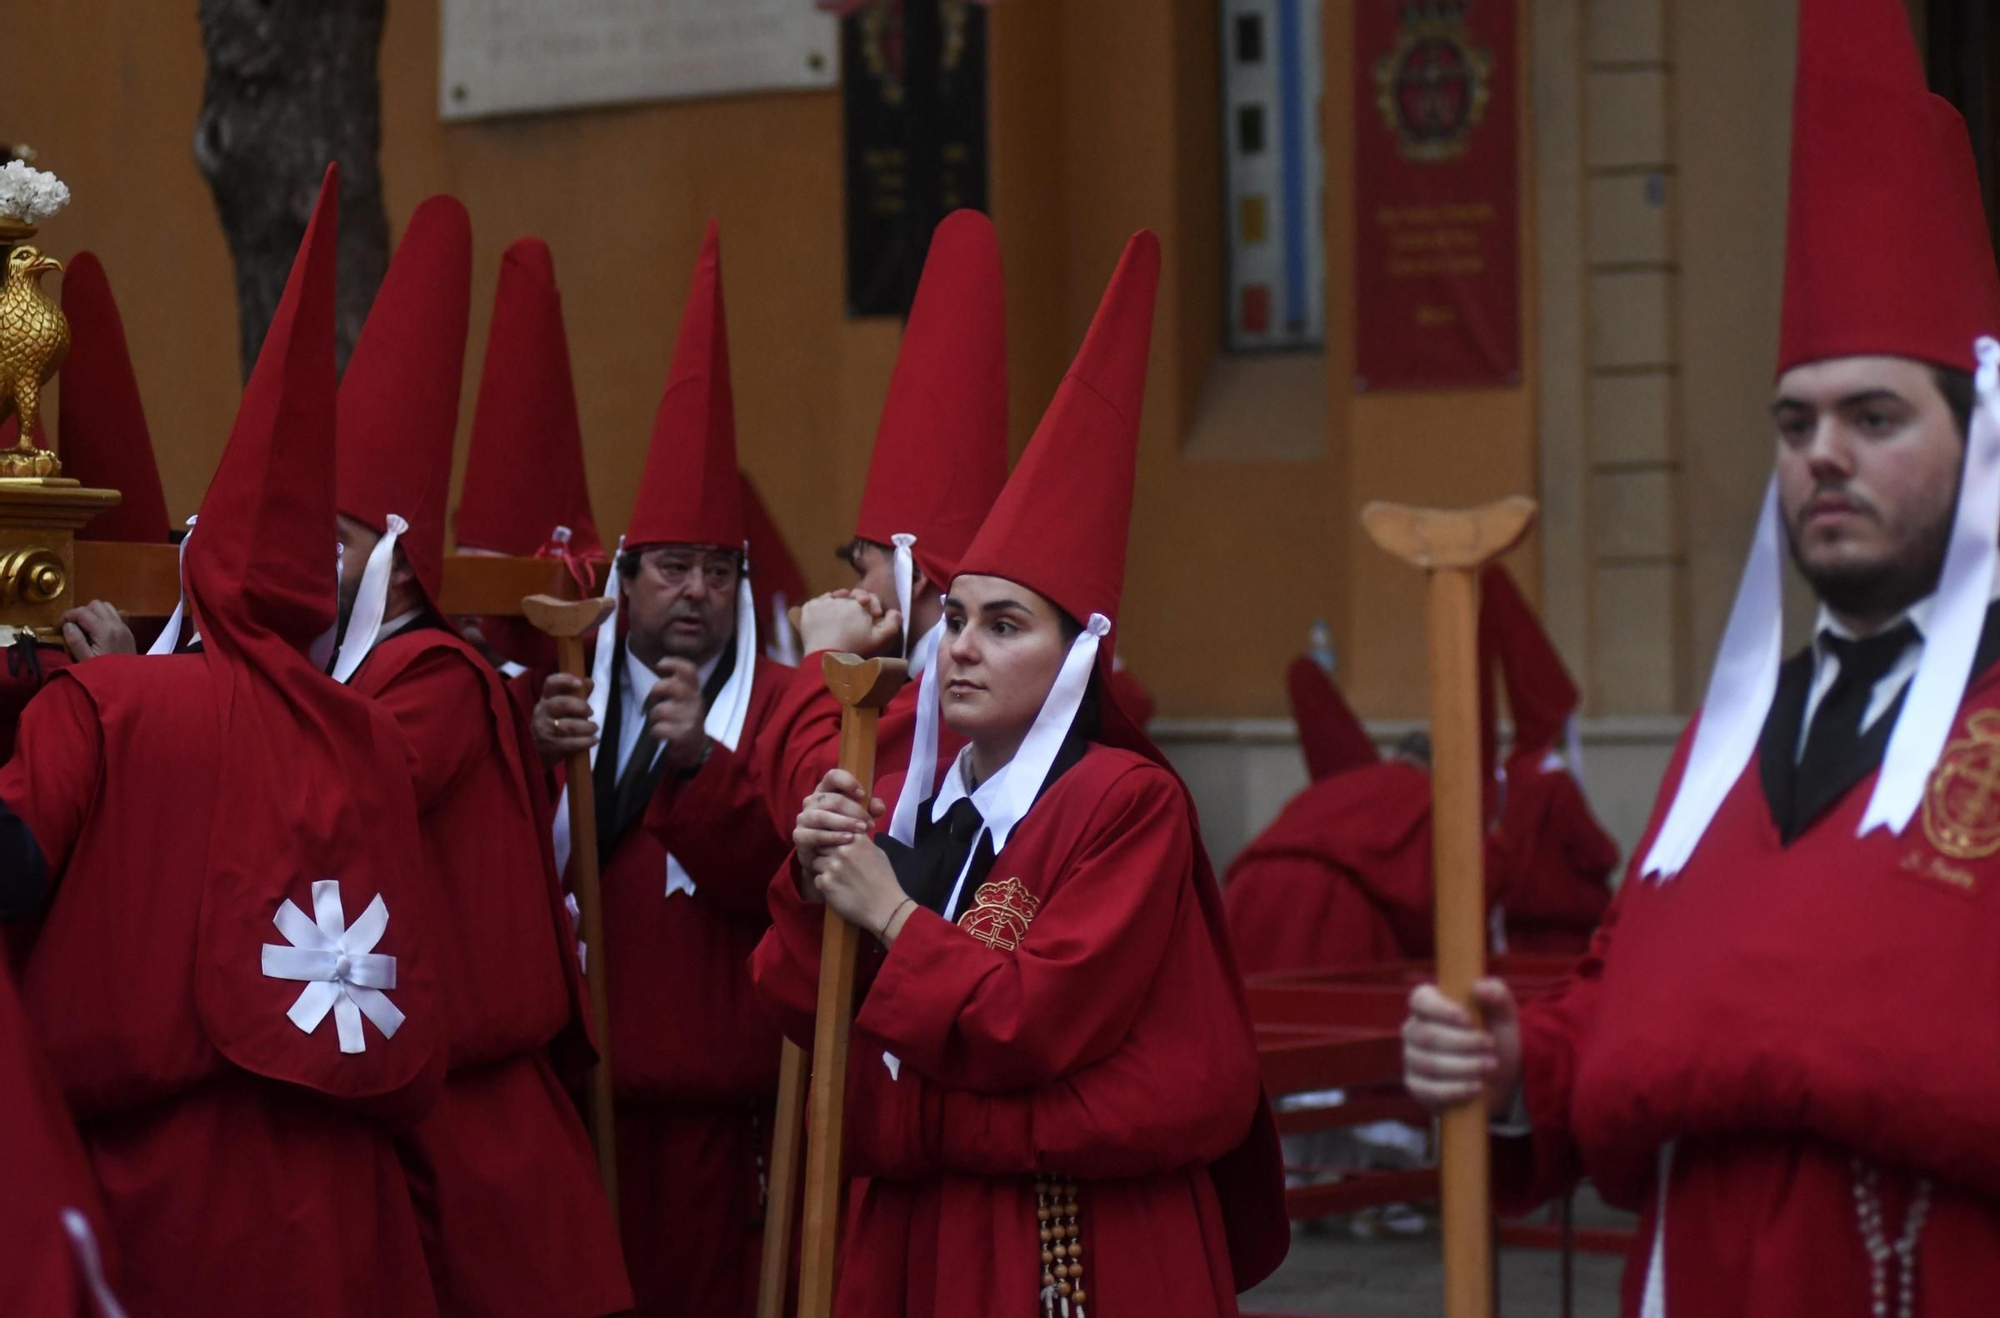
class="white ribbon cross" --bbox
[260,880,404,1055]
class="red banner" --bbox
[1353,0,1521,391]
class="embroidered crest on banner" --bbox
[1923,709,2000,860]
[956,877,1040,952]
[1372,0,1494,163]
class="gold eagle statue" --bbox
[0,244,67,477]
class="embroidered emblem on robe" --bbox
[957,877,1040,951]
[1923,709,2000,861]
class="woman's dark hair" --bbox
[1936,366,1975,439]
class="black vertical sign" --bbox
[843,0,989,318]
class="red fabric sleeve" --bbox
[750,860,830,1044]
[853,765,1189,1092]
[749,859,892,1044]
[0,677,103,875]
[844,1013,1259,1181]
[647,738,794,917]
[748,654,846,835]
[1492,887,1624,1215]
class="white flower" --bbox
[0,160,70,226]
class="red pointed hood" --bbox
[1778,0,2000,374]
[1288,655,1378,782]
[56,253,171,543]
[629,220,742,550]
[742,470,806,617]
[956,231,1158,628]
[853,210,1009,586]
[181,165,445,1109]
[1478,564,1579,767]
[335,196,473,603]
[186,172,343,657]
[456,237,601,561]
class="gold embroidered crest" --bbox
[956,878,1040,952]
[1923,709,2000,860]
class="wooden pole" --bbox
[756,1041,807,1318]
[797,652,907,1318]
[522,592,621,1220]
[1361,496,1536,1318]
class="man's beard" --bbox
[1786,497,1953,622]
[655,603,726,662]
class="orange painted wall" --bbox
[8,0,1539,718]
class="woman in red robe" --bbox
[752,231,1287,1318]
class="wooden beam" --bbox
[70,543,576,620]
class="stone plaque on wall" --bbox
[440,0,840,121]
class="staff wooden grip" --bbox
[1425,568,1493,1318]
[796,652,906,1318]
[523,594,620,1221]
[1361,496,1535,1318]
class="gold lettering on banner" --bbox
[1923,709,2000,861]
[956,877,1040,952]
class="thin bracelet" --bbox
[878,896,916,942]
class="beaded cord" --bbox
[1851,1158,1933,1318]
[1036,1175,1086,1318]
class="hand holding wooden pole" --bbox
[522,592,621,1218]
[797,651,908,1318]
[1362,495,1536,1318]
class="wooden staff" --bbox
[756,1042,807,1318]
[522,592,621,1218]
[793,651,908,1318]
[1361,495,1536,1318]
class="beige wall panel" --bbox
[1591,561,1681,714]
[1586,0,1669,64]
[1588,270,1674,368]
[1585,70,1671,168]
[1587,171,1674,266]
[1590,371,1676,466]
[1675,0,1801,678]
[1591,468,1679,558]
[1532,0,1594,693]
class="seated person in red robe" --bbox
[1405,5,2000,1310]
[752,232,1288,1318]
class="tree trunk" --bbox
[194,0,390,380]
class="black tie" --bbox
[879,796,992,919]
[1791,623,1919,830]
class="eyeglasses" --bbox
[641,551,741,592]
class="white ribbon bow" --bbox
[260,880,404,1055]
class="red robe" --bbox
[1223,762,1458,973]
[751,648,966,834]
[0,963,121,1317]
[352,627,630,1317]
[590,651,792,1318]
[752,744,1284,1317]
[4,659,445,1318]
[1500,662,2000,1314]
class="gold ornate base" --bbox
[0,479,120,635]
[0,446,62,479]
